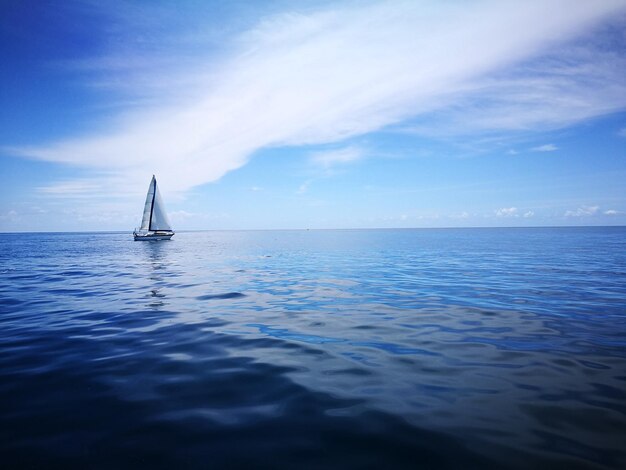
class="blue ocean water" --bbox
[1,228,625,469]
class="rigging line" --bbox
[148,177,156,231]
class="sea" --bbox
[1,228,625,469]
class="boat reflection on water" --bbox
[139,239,172,310]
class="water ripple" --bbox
[1,228,625,468]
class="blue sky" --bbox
[1,0,625,231]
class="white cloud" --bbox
[37,180,110,198]
[310,146,364,168]
[9,0,626,198]
[415,214,440,221]
[495,207,518,217]
[604,209,620,215]
[38,181,97,194]
[523,211,534,218]
[564,205,600,217]
[531,144,558,152]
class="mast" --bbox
[148,176,156,231]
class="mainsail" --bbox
[139,175,172,231]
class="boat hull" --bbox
[133,232,174,241]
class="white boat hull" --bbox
[133,231,174,241]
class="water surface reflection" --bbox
[0,229,624,468]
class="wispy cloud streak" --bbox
[310,147,365,169]
[531,144,558,152]
[10,0,626,196]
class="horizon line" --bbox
[1,224,625,235]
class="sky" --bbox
[1,0,625,231]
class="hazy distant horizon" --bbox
[2,225,625,235]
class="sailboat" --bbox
[133,175,175,241]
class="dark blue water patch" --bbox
[0,384,495,469]
[0,296,24,307]
[531,429,624,469]
[57,269,92,277]
[1,228,625,468]
[0,332,497,469]
[196,292,246,300]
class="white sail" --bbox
[134,175,174,240]
[150,181,172,231]
[139,176,156,230]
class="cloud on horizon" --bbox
[495,207,519,217]
[9,0,626,198]
[564,205,600,217]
